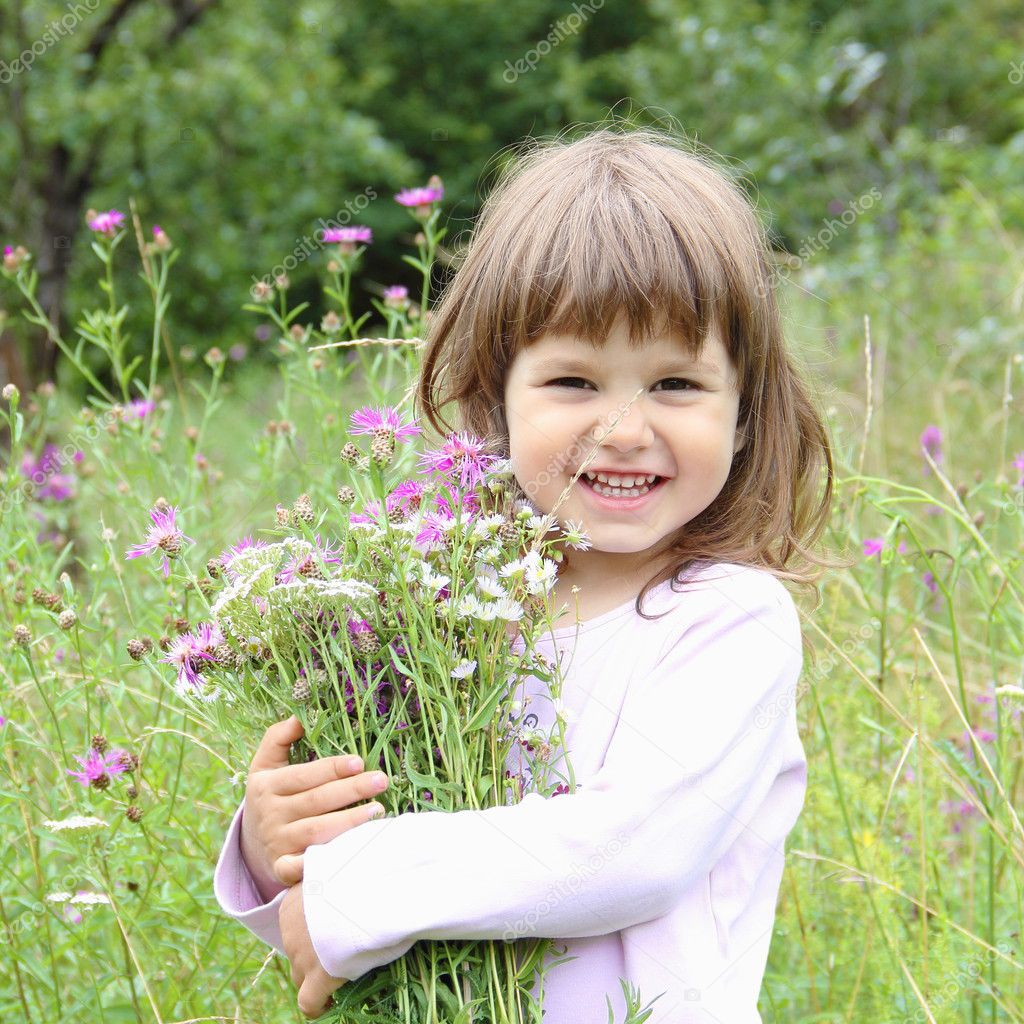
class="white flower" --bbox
[492,596,524,621]
[476,572,507,599]
[42,815,108,833]
[46,892,73,903]
[476,543,505,565]
[559,518,592,551]
[421,570,451,593]
[451,658,477,680]
[552,698,573,725]
[69,891,110,905]
[311,577,379,601]
[454,591,486,620]
[471,513,506,541]
[525,514,555,537]
[498,556,526,578]
[229,771,246,786]
[523,553,558,596]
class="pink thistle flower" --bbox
[388,478,425,513]
[1013,452,1024,488]
[21,443,78,502]
[67,747,130,789]
[414,508,457,550]
[862,537,885,559]
[277,534,344,584]
[87,209,125,235]
[218,535,270,579]
[416,432,502,492]
[349,499,385,527]
[383,285,409,309]
[321,226,372,254]
[920,425,943,474]
[394,185,444,216]
[125,504,194,577]
[349,404,422,442]
[126,398,155,420]
[159,622,223,691]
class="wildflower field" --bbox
[2,170,1023,1024]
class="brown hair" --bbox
[414,124,846,636]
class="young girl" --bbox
[214,125,837,1022]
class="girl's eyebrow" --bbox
[531,355,723,377]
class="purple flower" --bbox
[1013,452,1024,488]
[394,186,444,209]
[67,747,130,788]
[21,443,78,502]
[923,571,938,594]
[416,432,502,492]
[413,508,457,550]
[321,226,372,247]
[862,537,885,559]
[920,425,943,474]
[125,504,194,577]
[126,399,155,420]
[277,534,344,584]
[228,343,248,361]
[87,210,125,236]
[383,285,409,309]
[218,535,270,580]
[159,621,224,691]
[349,404,422,442]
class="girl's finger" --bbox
[285,802,386,850]
[274,852,304,886]
[249,715,305,773]
[271,752,365,796]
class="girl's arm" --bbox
[291,571,807,983]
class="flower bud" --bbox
[58,609,77,631]
[2,383,18,403]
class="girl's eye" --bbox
[547,377,701,392]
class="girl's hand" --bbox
[280,881,348,1018]
[240,715,389,899]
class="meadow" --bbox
[1,175,1022,1024]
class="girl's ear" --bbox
[732,414,748,455]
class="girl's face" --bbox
[502,312,746,583]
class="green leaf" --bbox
[463,682,507,732]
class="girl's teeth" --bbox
[583,471,658,488]
[590,480,653,498]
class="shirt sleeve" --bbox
[301,572,805,982]
[212,797,289,956]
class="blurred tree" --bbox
[1,0,1022,393]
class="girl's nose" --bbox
[593,400,655,451]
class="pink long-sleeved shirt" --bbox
[214,560,808,1023]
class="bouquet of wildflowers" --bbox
[133,402,598,1023]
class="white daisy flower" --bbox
[552,698,574,725]
[421,570,451,593]
[46,892,73,903]
[476,543,505,565]
[498,557,526,578]
[471,513,506,541]
[492,596,524,621]
[42,815,108,833]
[559,518,592,551]
[523,554,559,596]
[450,658,477,680]
[455,592,486,620]
[476,573,507,599]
